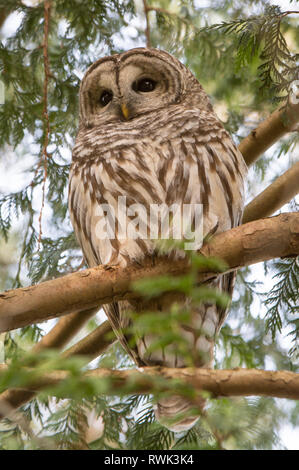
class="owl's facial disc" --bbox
[80,50,182,125]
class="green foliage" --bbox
[0,0,298,451]
[207,5,298,101]
[264,257,299,360]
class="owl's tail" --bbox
[155,395,205,433]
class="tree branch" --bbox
[242,161,299,223]
[0,366,298,401]
[33,307,98,352]
[238,101,299,166]
[0,213,298,333]
[62,318,114,358]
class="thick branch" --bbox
[63,319,114,358]
[0,213,298,333]
[33,307,97,352]
[242,161,299,223]
[0,366,298,401]
[238,101,299,166]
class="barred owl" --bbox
[69,48,247,432]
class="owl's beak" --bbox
[120,103,130,120]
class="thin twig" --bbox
[279,11,299,18]
[143,0,151,48]
[147,5,201,33]
[38,0,51,249]
[12,212,33,288]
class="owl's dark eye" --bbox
[133,78,156,93]
[99,90,113,107]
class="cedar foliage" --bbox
[0,0,298,450]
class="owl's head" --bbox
[79,48,212,127]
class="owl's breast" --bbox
[70,113,247,267]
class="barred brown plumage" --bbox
[68,47,247,432]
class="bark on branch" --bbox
[238,101,299,166]
[0,365,298,401]
[243,161,299,223]
[0,213,298,333]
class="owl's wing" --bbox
[69,168,100,267]
[69,165,146,365]
[188,134,246,334]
